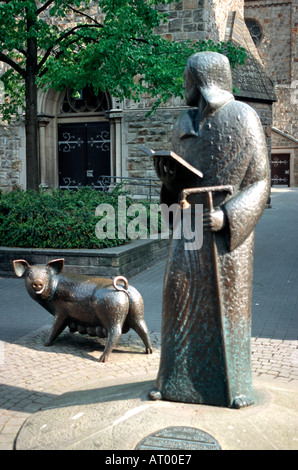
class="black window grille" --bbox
[61,86,109,114]
[245,19,263,46]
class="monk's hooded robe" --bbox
[153,52,270,408]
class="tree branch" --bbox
[0,51,26,78]
[38,38,82,78]
[57,23,104,41]
[15,47,28,58]
[67,5,103,26]
[37,23,103,72]
[36,0,55,15]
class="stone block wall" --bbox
[122,0,248,180]
[244,0,297,185]
[123,102,184,179]
[0,63,25,192]
[273,85,298,139]
[156,0,211,42]
[123,97,273,181]
[245,0,292,84]
[244,0,297,138]
[0,237,169,278]
[156,0,244,42]
[0,122,24,192]
[1,1,283,190]
[211,0,244,40]
[245,100,273,154]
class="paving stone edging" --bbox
[0,236,169,278]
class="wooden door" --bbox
[58,122,110,189]
[271,154,290,186]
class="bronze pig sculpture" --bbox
[13,258,153,362]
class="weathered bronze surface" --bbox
[150,52,270,408]
[13,258,153,362]
[136,426,221,450]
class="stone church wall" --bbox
[244,0,297,186]
[122,0,271,181]
[0,0,285,190]
[244,0,297,139]
[0,123,24,192]
[156,0,244,41]
[0,65,25,192]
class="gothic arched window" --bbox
[245,19,263,46]
[60,86,110,114]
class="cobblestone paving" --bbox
[0,327,297,450]
[0,328,161,450]
[1,189,298,450]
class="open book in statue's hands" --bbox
[139,145,203,179]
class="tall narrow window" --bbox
[245,19,263,46]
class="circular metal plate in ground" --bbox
[135,426,221,450]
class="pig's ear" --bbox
[13,259,30,277]
[47,258,64,274]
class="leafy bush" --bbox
[0,186,145,249]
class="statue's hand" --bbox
[203,208,226,232]
[154,156,177,193]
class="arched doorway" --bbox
[37,86,123,189]
[58,87,111,189]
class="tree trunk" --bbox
[25,19,39,190]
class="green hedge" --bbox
[0,186,159,249]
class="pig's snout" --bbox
[32,279,45,293]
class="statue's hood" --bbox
[200,86,234,117]
[189,51,234,118]
[175,52,235,140]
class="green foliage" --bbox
[0,186,142,249]
[0,0,247,122]
[138,39,247,114]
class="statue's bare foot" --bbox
[232,396,254,409]
[149,389,162,401]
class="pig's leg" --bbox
[98,324,122,363]
[130,318,153,354]
[45,314,68,346]
[126,290,153,354]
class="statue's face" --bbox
[183,67,200,106]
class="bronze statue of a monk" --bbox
[150,52,270,408]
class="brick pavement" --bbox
[0,188,297,450]
[0,328,162,450]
